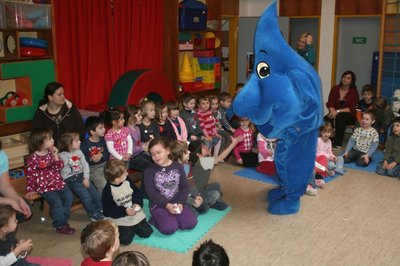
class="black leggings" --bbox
[324,113,356,146]
[118,218,153,245]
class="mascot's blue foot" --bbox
[267,187,285,202]
[267,197,300,215]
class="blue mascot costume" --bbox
[233,1,323,215]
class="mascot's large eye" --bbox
[256,62,270,79]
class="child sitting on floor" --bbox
[376,117,400,178]
[372,96,395,147]
[59,130,104,221]
[233,117,258,167]
[180,93,204,142]
[102,160,153,245]
[357,84,375,113]
[155,103,169,139]
[256,133,277,176]
[125,105,153,172]
[81,116,110,193]
[315,122,342,176]
[112,251,150,266]
[138,98,160,142]
[192,239,230,266]
[144,138,198,235]
[80,220,120,266]
[188,135,243,211]
[343,110,379,167]
[164,101,188,141]
[104,108,133,161]
[196,96,222,156]
[0,205,38,266]
[170,140,207,215]
[26,127,75,235]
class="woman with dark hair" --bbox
[32,82,85,146]
[325,71,360,149]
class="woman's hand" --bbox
[327,110,338,119]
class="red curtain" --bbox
[54,0,113,109]
[54,0,164,109]
[110,0,164,82]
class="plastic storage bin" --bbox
[179,0,207,31]
[5,2,51,29]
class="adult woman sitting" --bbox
[32,82,85,146]
[325,71,359,149]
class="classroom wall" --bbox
[237,17,289,84]
[335,17,381,93]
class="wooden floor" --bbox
[18,160,400,266]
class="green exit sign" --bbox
[353,37,367,44]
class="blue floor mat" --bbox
[342,150,383,173]
[234,167,342,184]
[132,200,231,253]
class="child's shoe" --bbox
[315,179,325,188]
[91,211,106,221]
[56,224,75,235]
[210,201,228,210]
[327,170,335,176]
[305,185,317,196]
[197,203,210,214]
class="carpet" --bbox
[234,167,343,184]
[132,200,231,253]
[26,256,73,266]
[342,150,383,173]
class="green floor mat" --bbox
[132,200,231,253]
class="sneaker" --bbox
[210,201,228,210]
[315,179,326,189]
[305,185,317,196]
[56,224,75,235]
[327,170,335,176]
[197,203,210,214]
[91,212,106,221]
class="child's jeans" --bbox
[41,186,73,228]
[89,162,107,193]
[65,173,103,219]
[376,159,400,177]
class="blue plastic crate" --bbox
[179,0,207,31]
